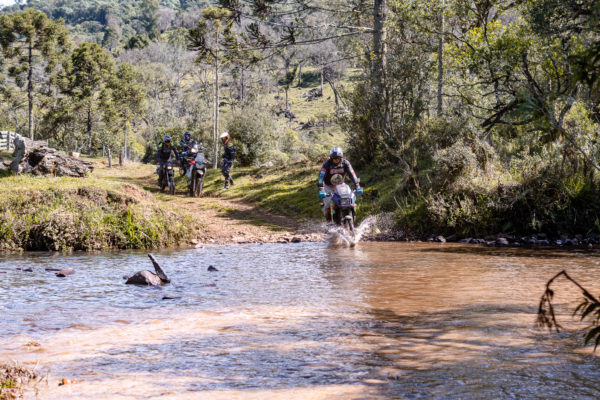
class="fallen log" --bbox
[10,136,93,177]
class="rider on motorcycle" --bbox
[317,146,360,221]
[179,131,195,153]
[156,135,179,184]
[179,131,201,173]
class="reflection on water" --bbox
[2,243,600,399]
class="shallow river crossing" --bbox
[2,242,600,399]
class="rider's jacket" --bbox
[180,138,196,152]
[156,143,179,163]
[223,142,236,162]
[318,158,359,187]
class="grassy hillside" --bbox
[0,171,193,252]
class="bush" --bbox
[226,107,275,166]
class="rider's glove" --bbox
[318,189,327,199]
[355,185,364,195]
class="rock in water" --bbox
[208,266,218,272]
[125,254,170,286]
[125,270,162,286]
[11,136,93,177]
[55,268,74,277]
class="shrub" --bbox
[226,107,275,166]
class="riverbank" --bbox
[0,159,325,252]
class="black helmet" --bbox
[330,146,343,160]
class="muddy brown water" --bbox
[2,242,600,399]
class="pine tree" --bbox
[0,9,70,139]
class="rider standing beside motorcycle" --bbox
[155,135,179,184]
[220,132,236,190]
[317,146,361,221]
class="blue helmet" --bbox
[184,131,191,140]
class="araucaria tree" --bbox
[187,7,232,169]
[0,9,70,140]
[62,42,115,153]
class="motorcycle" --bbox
[184,145,206,197]
[158,161,175,195]
[320,176,364,235]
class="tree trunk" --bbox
[123,120,129,161]
[297,63,303,87]
[107,148,112,168]
[320,68,324,95]
[240,67,246,104]
[285,87,289,110]
[436,0,445,117]
[373,0,389,127]
[28,42,34,140]
[213,29,219,169]
[373,0,387,78]
[87,106,93,154]
[327,80,341,109]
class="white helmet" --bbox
[219,132,229,140]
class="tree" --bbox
[188,7,232,169]
[139,0,160,39]
[105,63,146,162]
[125,34,151,50]
[0,9,70,139]
[63,42,115,153]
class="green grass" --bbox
[201,164,322,220]
[0,173,193,252]
[198,160,383,223]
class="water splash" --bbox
[326,216,377,248]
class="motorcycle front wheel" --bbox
[159,172,166,192]
[194,174,203,197]
[344,217,355,235]
[168,174,175,195]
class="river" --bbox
[1,242,600,399]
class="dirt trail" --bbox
[180,195,324,245]
[95,162,324,245]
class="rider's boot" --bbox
[229,176,235,186]
[325,208,332,222]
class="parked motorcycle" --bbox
[184,145,206,197]
[158,161,175,195]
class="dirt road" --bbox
[95,162,324,245]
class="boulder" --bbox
[11,136,93,177]
[125,254,170,286]
[126,270,162,285]
[495,237,510,246]
[301,88,322,101]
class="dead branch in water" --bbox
[537,270,600,333]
